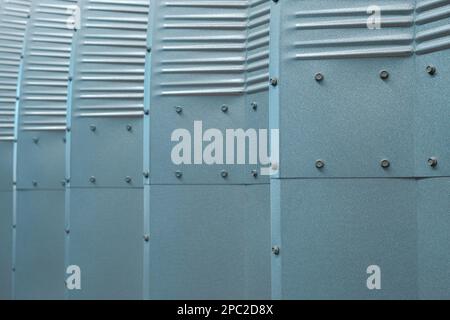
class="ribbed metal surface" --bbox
[0,0,31,140]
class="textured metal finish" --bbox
[270,0,450,300]
[66,0,150,299]
[0,0,32,301]
[14,190,65,299]
[148,0,270,185]
[147,185,270,300]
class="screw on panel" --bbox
[272,246,280,256]
[143,235,150,242]
[32,181,38,187]
[221,105,229,113]
[221,170,229,178]
[90,124,96,132]
[65,229,70,235]
[428,157,438,168]
[143,171,149,179]
[125,176,132,184]
[381,159,391,169]
[251,102,258,111]
[315,73,324,82]
[251,170,258,178]
[315,160,325,169]
[379,70,389,80]
[32,137,39,144]
[426,65,436,76]
[175,106,183,114]
[66,127,71,132]
[61,180,66,187]
[68,76,73,81]
[146,47,151,53]
[270,77,278,87]
[175,171,183,179]
[89,176,96,184]
[126,124,132,132]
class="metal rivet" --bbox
[426,65,436,76]
[61,180,66,187]
[89,176,96,184]
[143,235,150,242]
[175,106,183,114]
[143,171,149,179]
[272,246,280,256]
[380,70,389,80]
[32,137,39,144]
[251,102,258,111]
[68,76,73,81]
[126,124,132,132]
[315,73,324,82]
[221,170,229,178]
[251,170,258,178]
[270,77,278,87]
[90,124,96,132]
[315,160,325,169]
[65,229,70,235]
[66,178,70,184]
[428,157,438,168]
[175,171,183,179]
[381,159,391,169]
[221,105,229,113]
[66,127,71,132]
[144,110,149,115]
[12,268,16,272]
[32,181,38,187]
[125,176,132,184]
[12,225,16,229]
[146,47,151,53]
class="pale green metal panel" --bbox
[0,190,12,299]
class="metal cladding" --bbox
[0,0,449,300]
[0,0,32,300]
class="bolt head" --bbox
[221,170,229,178]
[175,171,183,179]
[380,70,389,80]
[125,176,132,184]
[381,159,391,169]
[428,157,438,168]
[175,106,183,114]
[270,77,278,87]
[315,160,325,169]
[251,102,258,111]
[426,65,436,75]
[143,235,150,242]
[89,176,96,184]
[32,181,38,187]
[89,125,96,132]
[144,110,149,115]
[251,170,258,178]
[221,105,229,113]
[315,73,324,82]
[143,171,149,179]
[272,246,280,256]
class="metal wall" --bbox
[13,0,77,299]
[269,0,450,299]
[0,0,32,300]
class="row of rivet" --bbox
[315,158,439,169]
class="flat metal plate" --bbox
[0,191,12,299]
[0,142,13,190]
[15,190,65,300]
[417,178,450,299]
[16,131,66,190]
[148,185,270,299]
[68,188,143,299]
[275,0,416,178]
[273,179,418,299]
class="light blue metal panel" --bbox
[273,179,418,300]
[0,0,32,142]
[68,189,143,300]
[149,0,271,185]
[68,0,149,188]
[0,142,13,189]
[415,1,450,177]
[274,0,416,178]
[15,0,76,189]
[0,191,12,299]
[15,190,65,299]
[417,178,450,299]
[148,185,271,299]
